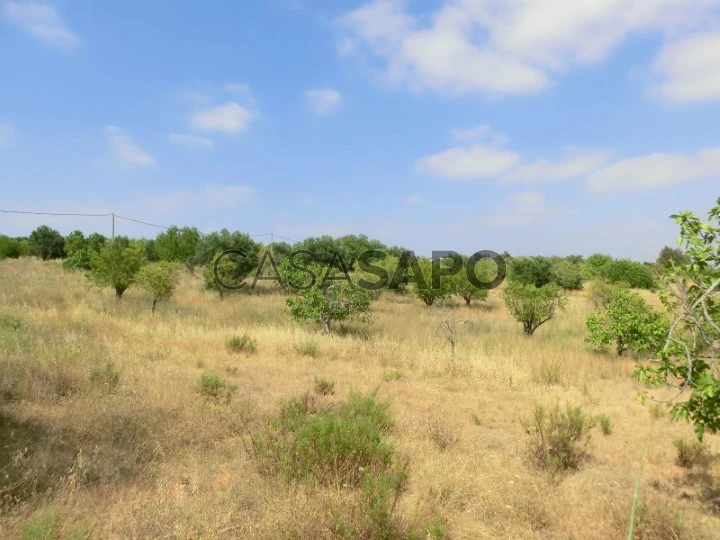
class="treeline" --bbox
[0,224,688,293]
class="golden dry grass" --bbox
[0,258,719,538]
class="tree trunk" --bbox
[464,296,471,306]
[152,298,157,313]
[115,287,125,300]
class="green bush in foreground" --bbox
[197,371,237,404]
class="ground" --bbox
[0,258,718,539]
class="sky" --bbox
[1,0,719,261]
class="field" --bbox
[1,258,719,539]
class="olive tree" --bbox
[286,281,373,333]
[635,199,720,440]
[135,261,180,312]
[452,256,494,306]
[586,289,669,356]
[504,283,567,336]
[28,225,65,260]
[87,243,146,299]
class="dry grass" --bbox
[0,258,719,538]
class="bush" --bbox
[62,249,92,272]
[0,235,24,259]
[226,333,257,354]
[599,259,656,289]
[89,362,120,390]
[586,289,669,356]
[522,404,594,474]
[551,259,584,290]
[673,438,707,468]
[21,506,62,540]
[135,261,180,312]
[313,376,335,396]
[509,256,554,288]
[197,371,237,404]
[504,283,567,336]
[250,391,395,487]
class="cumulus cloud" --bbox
[305,88,343,115]
[650,32,720,103]
[338,0,720,97]
[2,1,79,49]
[416,144,521,179]
[106,125,154,165]
[190,101,256,133]
[586,147,720,193]
[500,148,608,184]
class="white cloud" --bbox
[500,148,607,184]
[2,1,79,49]
[651,32,720,103]
[106,125,154,165]
[405,194,422,205]
[416,144,521,179]
[190,101,255,132]
[305,88,343,115]
[450,124,510,145]
[169,133,214,149]
[0,123,14,148]
[338,0,720,97]
[586,147,720,193]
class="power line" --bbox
[114,214,169,229]
[0,209,113,217]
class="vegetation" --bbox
[635,198,720,440]
[522,404,594,475]
[586,289,669,356]
[197,371,237,404]
[86,242,145,299]
[287,281,373,333]
[28,225,65,260]
[226,333,257,354]
[504,283,567,336]
[135,261,180,312]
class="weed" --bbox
[313,376,335,396]
[382,370,402,382]
[428,420,460,452]
[226,333,257,354]
[673,438,707,468]
[522,404,594,475]
[21,506,62,540]
[294,339,318,358]
[597,414,613,435]
[197,371,237,404]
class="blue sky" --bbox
[1,0,719,260]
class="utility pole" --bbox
[111,213,115,242]
[270,231,274,253]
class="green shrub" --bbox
[586,289,668,356]
[673,438,707,468]
[522,404,594,474]
[0,313,23,331]
[89,362,120,390]
[197,371,237,404]
[313,376,335,396]
[382,370,402,382]
[504,283,567,336]
[250,391,394,487]
[226,333,257,354]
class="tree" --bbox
[194,229,260,273]
[286,281,373,333]
[86,233,108,253]
[202,251,252,299]
[336,234,386,269]
[155,226,201,268]
[135,261,180,312]
[0,235,23,259]
[656,245,689,269]
[582,254,613,279]
[635,199,720,440]
[509,256,554,287]
[87,243,146,299]
[411,256,454,307]
[551,259,584,290]
[64,230,86,256]
[293,235,349,266]
[586,289,669,356]
[28,225,65,260]
[504,283,566,336]
[452,256,493,306]
[599,259,656,289]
